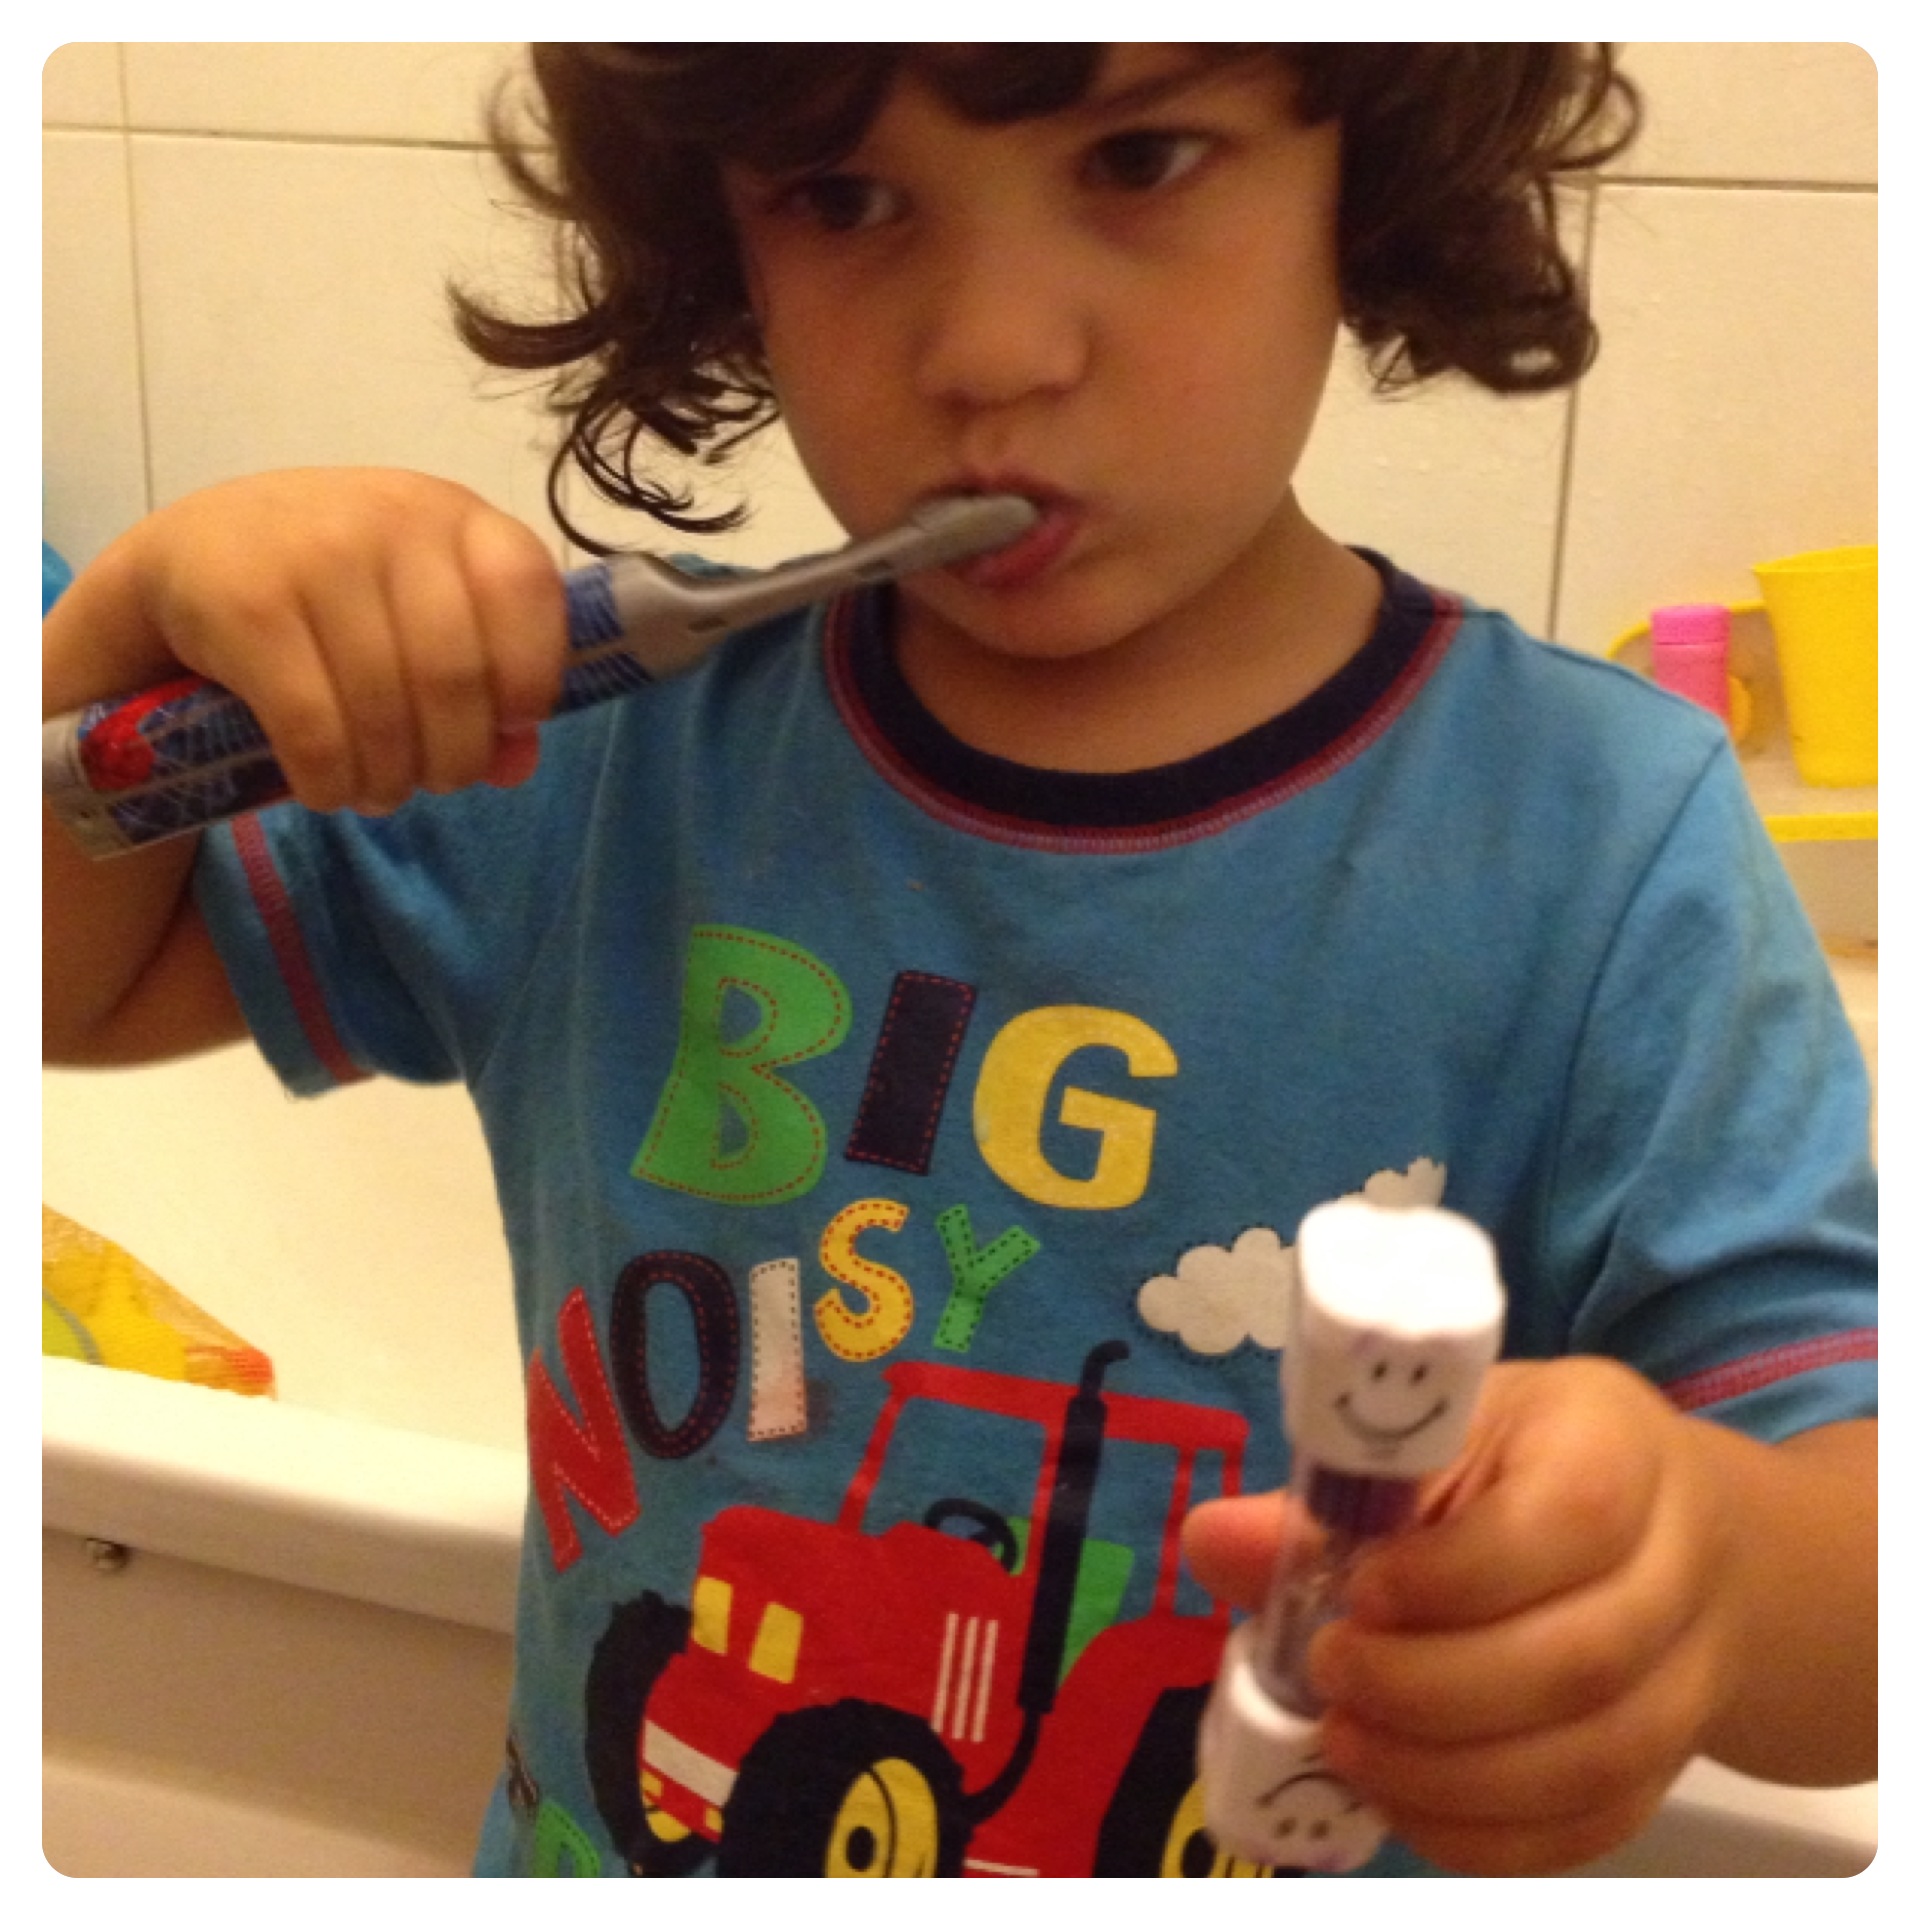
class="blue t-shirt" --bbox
[195,556,1876,1879]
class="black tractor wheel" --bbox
[583,1591,713,1877]
[1093,1684,1281,1877]
[716,1699,970,1877]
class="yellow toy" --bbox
[42,1204,275,1397]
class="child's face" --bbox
[722,46,1346,676]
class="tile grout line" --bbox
[1600,172,1876,194]
[42,120,518,158]
[41,123,1878,193]
[1545,182,1604,645]
[111,45,158,522]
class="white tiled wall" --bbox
[43,42,1876,642]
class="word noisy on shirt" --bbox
[528,922,1188,1569]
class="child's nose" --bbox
[910,227,1091,412]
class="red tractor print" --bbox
[585,1340,1278,1877]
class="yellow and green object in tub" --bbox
[42,1204,275,1397]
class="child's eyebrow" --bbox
[1073,48,1259,121]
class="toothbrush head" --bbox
[908,492,1043,559]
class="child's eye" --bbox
[776,172,901,235]
[1083,129,1213,194]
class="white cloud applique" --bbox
[1137,1228,1296,1357]
[1354,1158,1447,1212]
[1137,1158,1447,1358]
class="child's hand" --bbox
[1185,1357,1749,1875]
[83,468,568,815]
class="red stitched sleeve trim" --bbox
[232,815,369,1087]
[1662,1329,1877,1413]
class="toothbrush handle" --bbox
[43,493,1040,860]
[42,561,670,859]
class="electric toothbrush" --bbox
[44,493,1039,857]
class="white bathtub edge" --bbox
[41,1357,525,1634]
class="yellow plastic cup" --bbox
[1753,545,1877,787]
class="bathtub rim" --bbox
[40,1355,525,1634]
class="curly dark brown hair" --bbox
[455,44,1639,541]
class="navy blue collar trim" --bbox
[839,552,1443,833]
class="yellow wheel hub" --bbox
[1161,1778,1273,1878]
[825,1757,942,1877]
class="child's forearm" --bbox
[42,798,244,1065]
[1696,1415,1877,1785]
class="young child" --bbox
[42,45,1875,1879]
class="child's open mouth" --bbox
[945,493,1080,592]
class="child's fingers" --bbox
[1185,1363,1673,1640]
[132,471,566,816]
[1318,1433,1727,1747]
[484,728,544,789]
[1346,1447,1648,1632]
[343,510,563,805]
[1310,1524,1705,1744]
[1323,1618,1715,1819]
[1180,1491,1297,1613]
[301,568,424,811]
[1319,1621,1719,1874]
[1345,1358,1664,1631]
[460,511,568,737]
[1375,1781,1673,1879]
[388,554,503,797]
[400,508,571,796]
[175,590,368,816]
[1186,1365,1670,1639]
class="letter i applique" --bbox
[748,1259,808,1441]
[846,972,977,1177]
